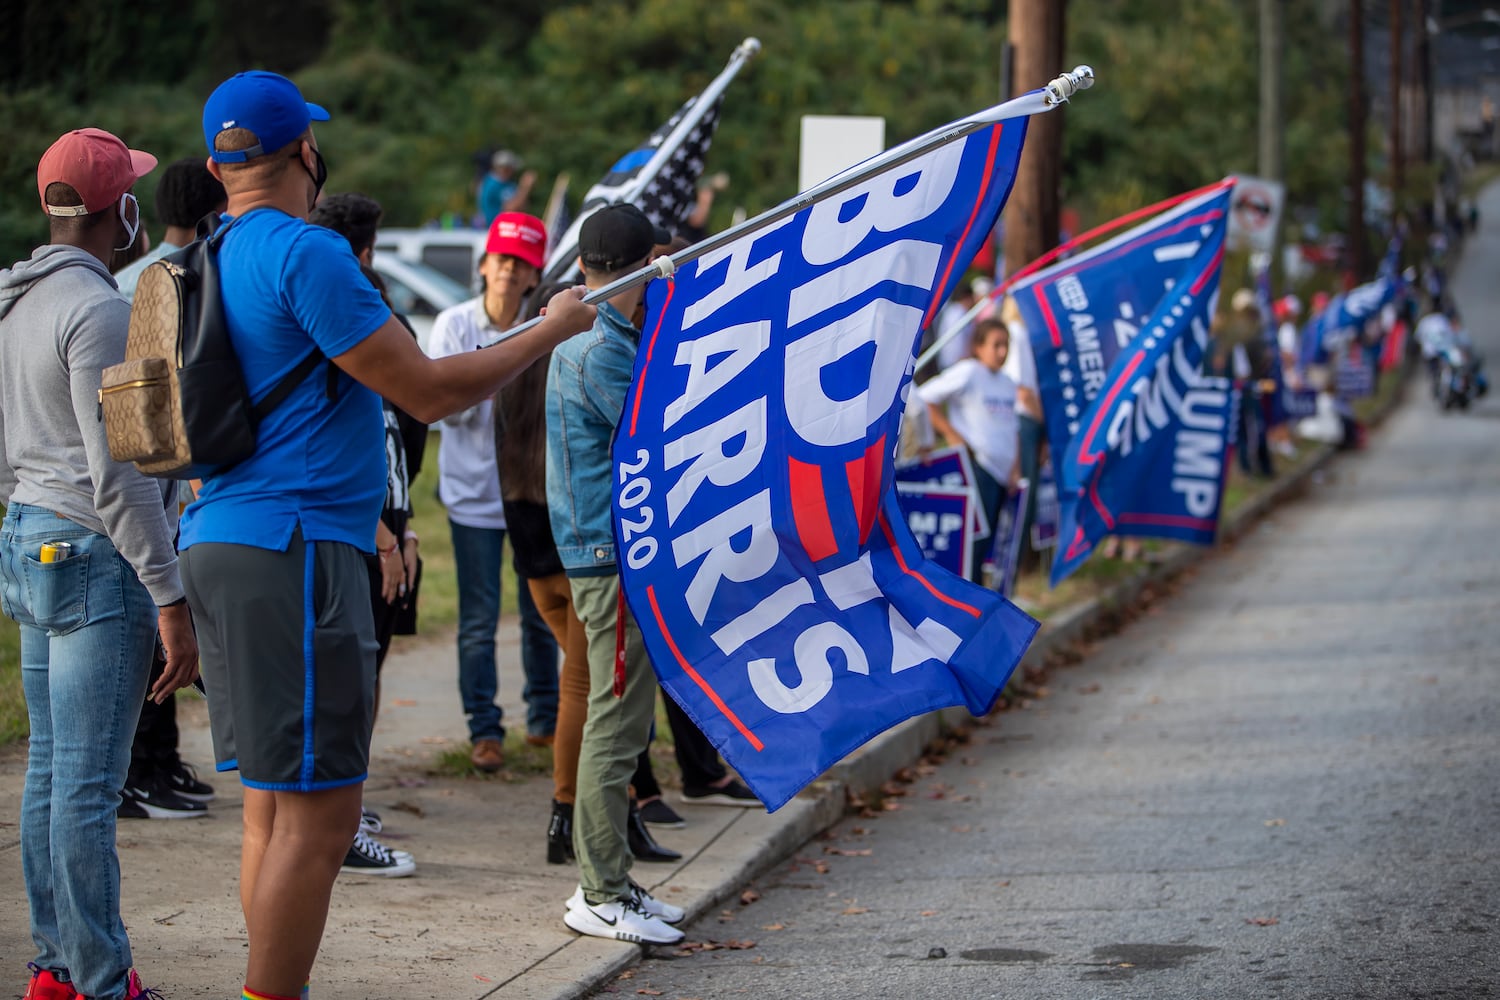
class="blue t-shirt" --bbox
[179,210,391,553]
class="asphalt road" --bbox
[617,203,1500,998]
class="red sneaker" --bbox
[122,970,164,999]
[23,963,78,1000]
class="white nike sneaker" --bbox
[563,893,685,945]
[567,881,685,924]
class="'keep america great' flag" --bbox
[614,113,1042,811]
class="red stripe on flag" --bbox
[629,279,676,438]
[1036,284,1064,348]
[922,124,1006,330]
[877,513,981,618]
[788,457,840,562]
[647,585,764,752]
[1119,512,1217,530]
[845,435,886,547]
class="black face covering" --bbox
[294,145,329,209]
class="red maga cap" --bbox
[486,212,547,270]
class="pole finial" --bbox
[1044,65,1096,106]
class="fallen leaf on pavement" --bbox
[1264,818,1286,827]
[842,906,869,915]
[919,910,939,917]
[1246,917,1280,926]
[824,847,872,857]
[636,990,663,996]
[740,889,761,906]
[763,923,785,931]
[391,698,417,707]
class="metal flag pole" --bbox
[483,65,1096,350]
[915,173,1233,373]
[541,36,764,282]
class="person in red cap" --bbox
[428,211,561,775]
[1,128,199,1000]
[183,72,594,1000]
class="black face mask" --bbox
[293,145,329,208]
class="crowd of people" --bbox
[0,66,1466,1000]
[1,67,767,1000]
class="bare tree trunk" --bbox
[1002,0,1066,278]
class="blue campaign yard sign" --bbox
[614,115,1040,810]
[895,484,972,580]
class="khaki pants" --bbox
[527,574,591,805]
[568,574,657,904]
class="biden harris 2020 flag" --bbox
[1049,212,1234,586]
[613,111,1043,811]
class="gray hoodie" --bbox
[0,245,182,605]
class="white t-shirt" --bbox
[429,296,507,530]
[917,360,1019,483]
[936,300,976,371]
[1002,319,1040,418]
[1277,320,1300,359]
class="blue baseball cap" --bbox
[203,71,330,164]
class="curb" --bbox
[550,368,1413,1000]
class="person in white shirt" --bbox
[935,278,980,371]
[429,212,559,773]
[999,295,1043,559]
[919,317,1020,583]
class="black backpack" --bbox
[99,214,325,479]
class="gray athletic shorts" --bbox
[181,529,378,791]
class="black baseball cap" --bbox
[578,203,670,272]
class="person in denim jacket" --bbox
[546,204,688,945]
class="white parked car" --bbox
[373,227,487,291]
[369,254,473,355]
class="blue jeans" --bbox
[449,520,559,743]
[0,504,156,1000]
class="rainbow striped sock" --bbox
[242,988,299,1000]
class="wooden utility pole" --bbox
[1349,0,1370,277]
[1414,0,1433,164]
[1390,0,1404,201]
[1003,0,1066,277]
[1259,0,1285,282]
[1259,0,1284,183]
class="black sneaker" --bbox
[340,830,416,878]
[681,778,761,808]
[160,760,215,803]
[637,796,686,829]
[118,774,208,820]
[359,805,383,835]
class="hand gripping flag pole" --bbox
[483,65,1095,351]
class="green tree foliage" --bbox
[0,0,1353,267]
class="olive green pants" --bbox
[569,574,657,904]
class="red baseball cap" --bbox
[486,212,547,270]
[37,128,156,217]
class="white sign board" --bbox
[799,115,886,193]
[1226,173,1286,253]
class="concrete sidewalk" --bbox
[0,378,1412,1000]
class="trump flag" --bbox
[1051,215,1233,586]
[1010,180,1234,468]
[613,112,1042,811]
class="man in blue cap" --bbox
[185,71,595,1000]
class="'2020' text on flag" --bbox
[1049,213,1234,586]
[613,116,1040,811]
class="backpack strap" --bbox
[250,349,326,424]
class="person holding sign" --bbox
[918,317,1020,583]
